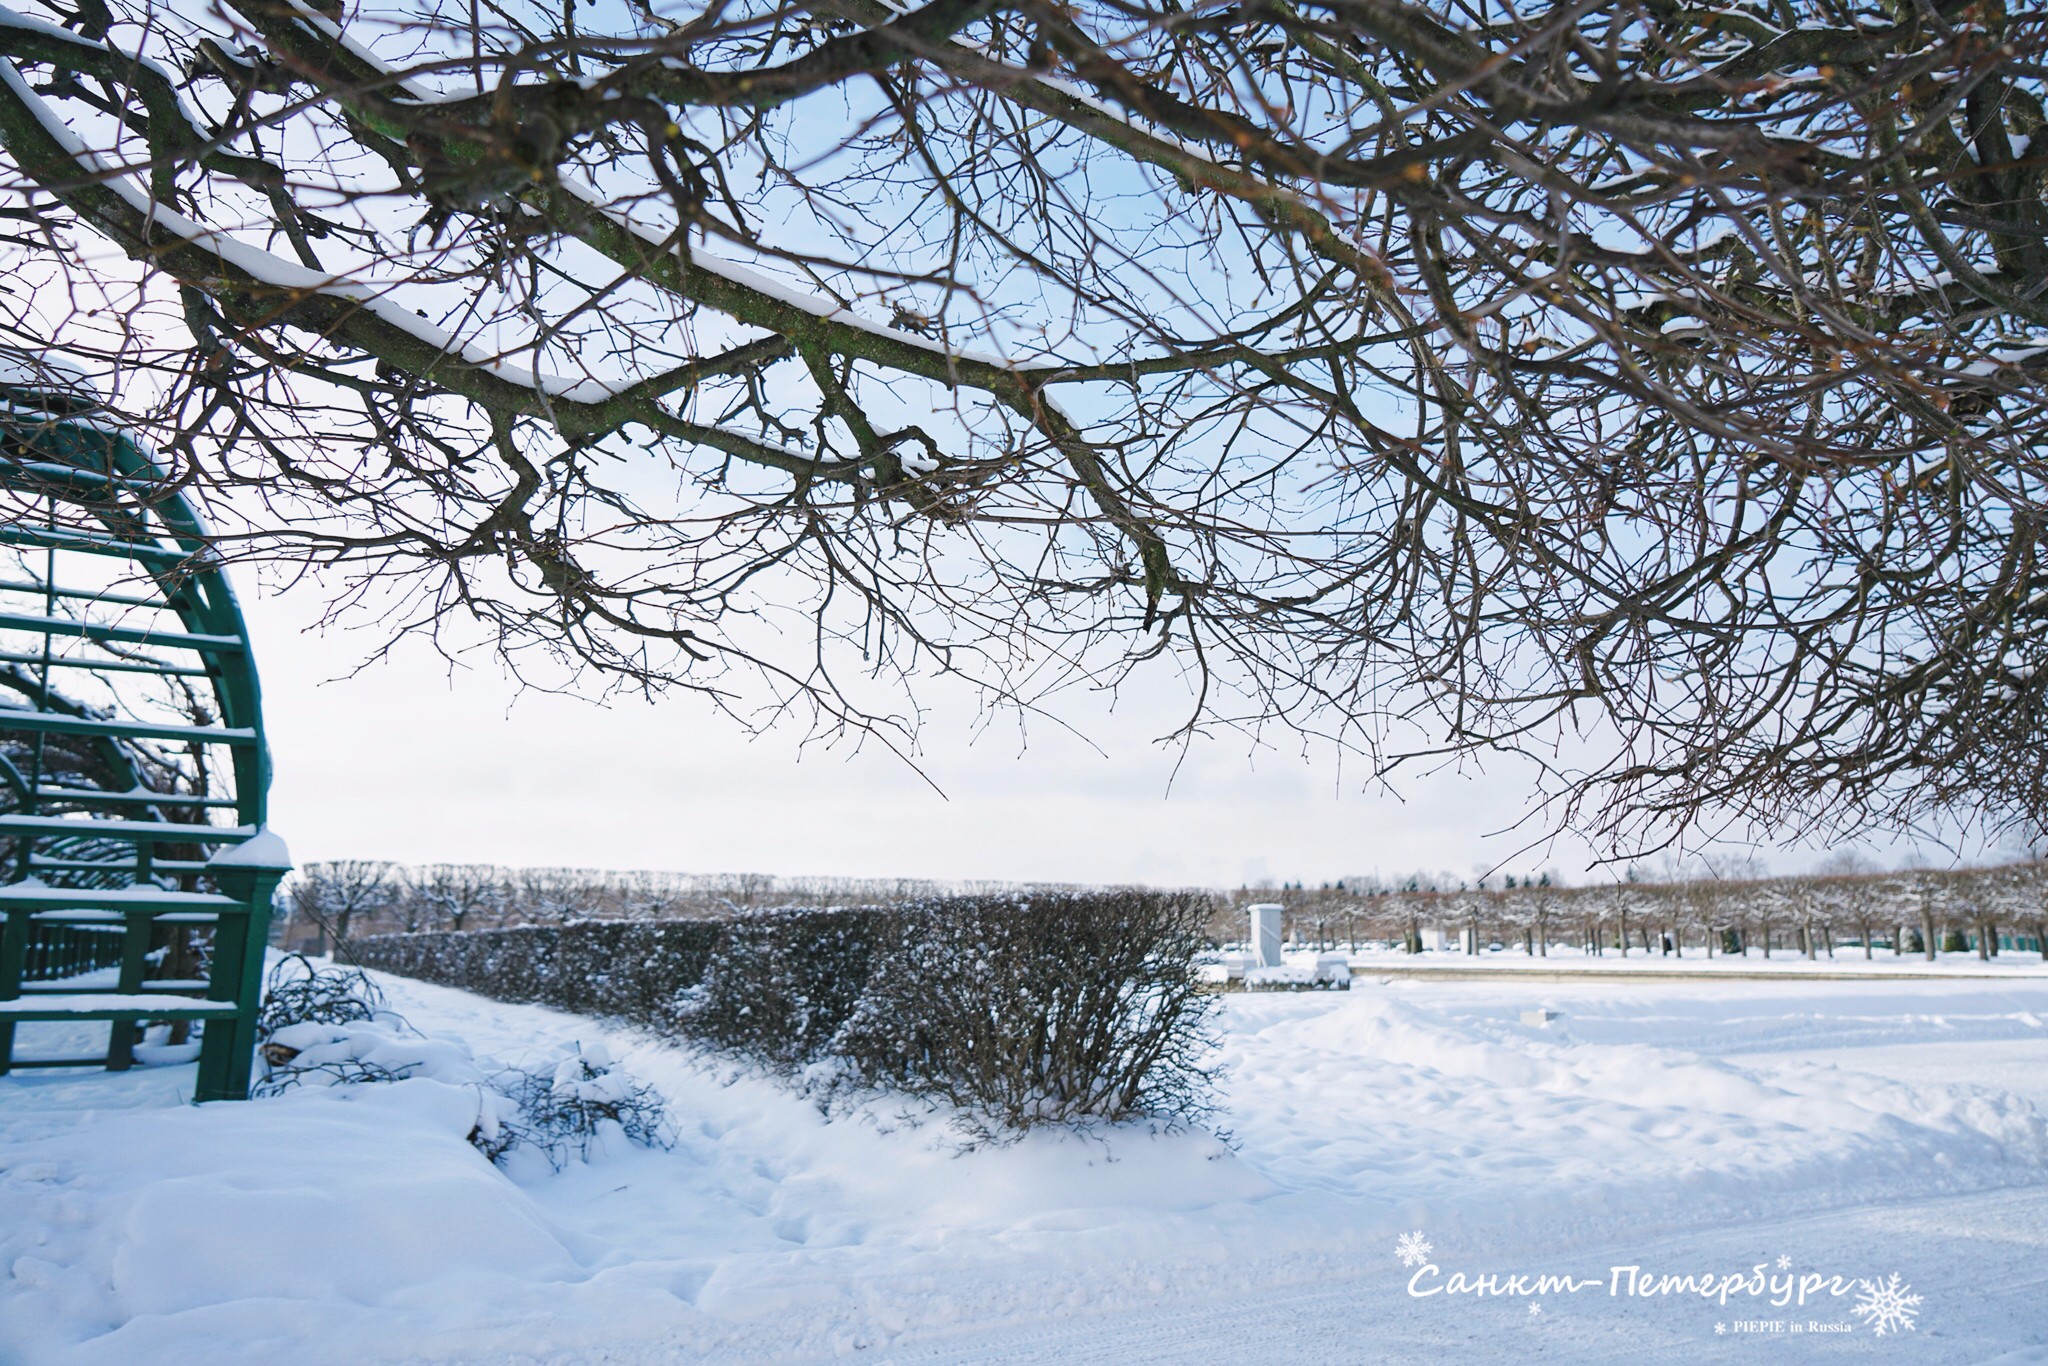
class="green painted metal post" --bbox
[196,853,288,1102]
[0,910,21,1076]
[104,910,154,1071]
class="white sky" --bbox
[234,573,1958,889]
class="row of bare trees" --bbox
[1219,864,2048,963]
[282,856,2048,964]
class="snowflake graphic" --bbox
[1852,1273,1923,1336]
[1527,1303,1543,1317]
[1776,1255,1792,1270]
[1395,1231,1433,1268]
[1714,1324,1727,1336]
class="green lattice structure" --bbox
[0,363,288,1102]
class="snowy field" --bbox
[1249,944,2048,978]
[4,968,2048,1363]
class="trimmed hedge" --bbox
[674,907,896,1066]
[351,920,725,1031]
[355,892,1217,1133]
[833,892,1217,1132]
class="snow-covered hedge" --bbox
[357,893,1218,1133]
[675,907,891,1066]
[351,920,726,1030]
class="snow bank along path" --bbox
[3,969,2047,1362]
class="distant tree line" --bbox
[277,863,1120,951]
[282,858,2048,963]
[1220,863,2048,962]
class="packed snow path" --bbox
[891,1185,2048,1363]
[3,970,2047,1362]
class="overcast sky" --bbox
[231,570,1970,889]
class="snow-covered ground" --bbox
[4,970,2047,1363]
[1233,943,2048,978]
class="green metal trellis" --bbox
[0,362,289,1102]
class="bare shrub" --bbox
[255,954,670,1166]
[500,1042,674,1168]
[255,953,392,1043]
